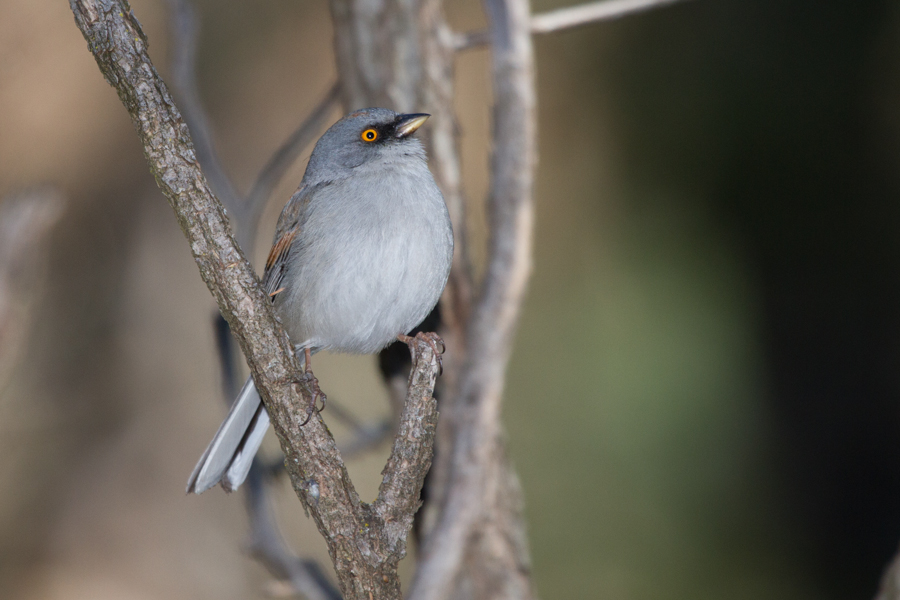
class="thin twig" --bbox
[455,0,695,50]
[69,3,442,598]
[531,0,692,32]
[408,0,537,595]
[167,0,341,252]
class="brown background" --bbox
[2,0,900,599]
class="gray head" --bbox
[302,108,430,186]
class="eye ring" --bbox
[361,128,378,142]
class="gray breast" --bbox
[277,159,453,354]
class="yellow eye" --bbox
[361,128,378,142]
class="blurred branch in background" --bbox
[0,188,65,391]
[243,83,340,236]
[878,549,900,600]
[531,0,692,32]
[165,0,241,227]
[455,0,695,50]
[409,0,537,594]
[166,0,340,251]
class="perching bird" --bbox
[187,108,453,494]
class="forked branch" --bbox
[69,2,441,598]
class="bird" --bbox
[187,108,454,494]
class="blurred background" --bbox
[2,0,900,598]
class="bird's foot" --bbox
[295,346,326,425]
[398,331,445,375]
[293,370,326,426]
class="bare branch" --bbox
[373,343,441,539]
[213,314,343,600]
[408,0,537,595]
[455,0,695,50]
[419,9,477,456]
[69,2,441,598]
[166,1,357,593]
[418,0,476,337]
[167,0,340,253]
[165,0,243,221]
[531,0,692,33]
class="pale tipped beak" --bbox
[395,113,430,138]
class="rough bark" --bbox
[69,2,440,598]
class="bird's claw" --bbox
[293,370,326,426]
[398,331,446,375]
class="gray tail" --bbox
[186,376,271,494]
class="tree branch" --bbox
[418,0,475,341]
[455,0,695,50]
[69,2,440,598]
[531,0,692,33]
[213,313,344,600]
[166,0,340,251]
[408,0,537,595]
[165,0,243,222]
[167,1,373,594]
